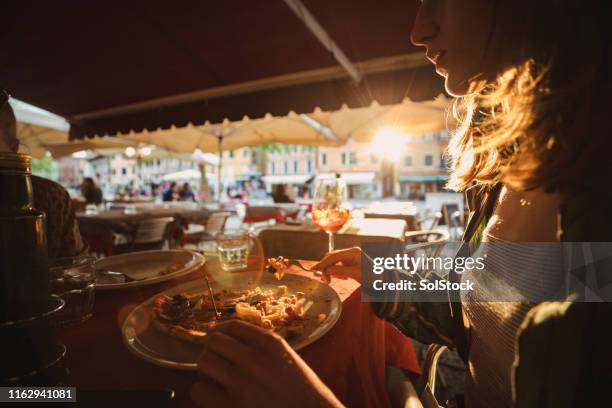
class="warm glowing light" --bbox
[125,146,136,157]
[45,151,52,158]
[139,146,152,157]
[370,127,407,161]
[71,150,88,159]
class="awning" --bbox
[113,110,344,153]
[316,172,376,184]
[262,175,311,185]
[340,172,376,185]
[314,97,451,142]
[2,1,444,139]
[398,175,449,183]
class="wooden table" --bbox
[258,218,408,260]
[77,206,211,227]
[57,259,419,407]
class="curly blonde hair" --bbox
[446,0,611,193]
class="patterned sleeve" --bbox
[364,254,459,349]
[32,176,85,260]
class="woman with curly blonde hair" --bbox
[191,1,612,406]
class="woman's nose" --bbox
[410,6,439,47]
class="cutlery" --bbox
[97,269,145,282]
[265,258,322,275]
[204,276,221,319]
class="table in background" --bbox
[259,218,408,260]
[57,259,419,407]
[76,206,213,255]
[362,202,419,230]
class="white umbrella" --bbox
[311,96,451,142]
[115,111,341,201]
[162,169,212,181]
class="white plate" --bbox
[122,273,342,370]
[95,250,205,290]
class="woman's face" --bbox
[411,0,497,96]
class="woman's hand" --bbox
[191,320,343,408]
[312,247,362,283]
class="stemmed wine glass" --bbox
[312,175,350,252]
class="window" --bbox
[423,133,435,141]
[251,150,257,165]
[349,152,357,165]
[424,154,433,166]
[307,159,313,173]
[341,152,347,165]
[271,162,276,174]
[404,155,413,167]
[121,167,127,175]
[284,145,291,154]
[243,148,249,158]
[229,150,234,158]
[370,154,378,164]
[293,160,299,174]
[293,145,299,153]
[283,161,288,175]
[321,153,327,166]
[440,153,447,169]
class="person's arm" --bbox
[313,248,459,349]
[192,320,344,407]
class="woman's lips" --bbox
[426,50,446,65]
[426,50,448,75]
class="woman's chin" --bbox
[445,75,489,98]
[444,76,472,98]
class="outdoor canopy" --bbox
[2,0,445,140]
[109,96,451,153]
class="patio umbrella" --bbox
[12,98,139,159]
[16,122,140,159]
[312,96,452,142]
[114,111,341,201]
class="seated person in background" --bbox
[271,183,294,203]
[162,181,177,202]
[80,177,103,205]
[178,182,196,202]
[0,94,85,260]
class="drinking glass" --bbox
[49,256,96,326]
[312,175,350,252]
[216,229,250,271]
[85,204,98,215]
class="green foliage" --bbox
[259,143,284,153]
[31,157,59,181]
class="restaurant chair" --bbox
[114,217,175,254]
[404,230,450,258]
[182,211,231,247]
[387,344,454,408]
[417,211,443,231]
[440,204,463,241]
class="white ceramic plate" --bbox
[95,250,205,290]
[122,273,342,370]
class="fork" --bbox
[265,258,324,277]
[286,259,320,273]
